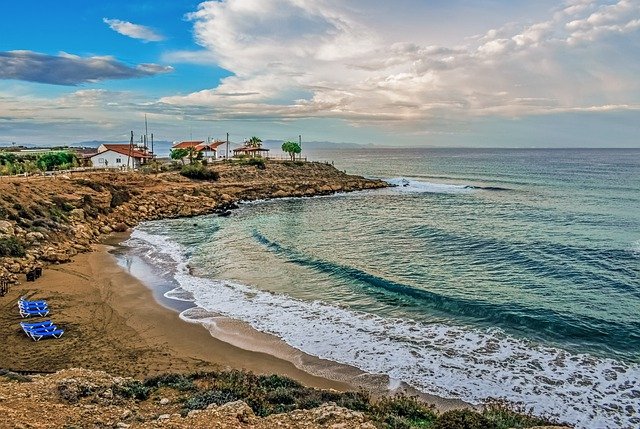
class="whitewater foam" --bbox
[126,228,640,429]
[385,177,472,194]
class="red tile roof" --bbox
[233,146,270,152]
[197,141,226,151]
[99,144,152,159]
[173,141,205,149]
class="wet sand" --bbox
[1,238,468,411]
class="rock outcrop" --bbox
[0,161,387,283]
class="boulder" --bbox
[69,208,85,221]
[0,220,14,236]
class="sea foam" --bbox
[385,177,472,194]
[126,228,640,429]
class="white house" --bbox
[89,144,152,169]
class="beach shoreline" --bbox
[1,230,468,412]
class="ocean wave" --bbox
[251,230,640,352]
[384,177,472,194]
[129,227,640,429]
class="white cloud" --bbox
[103,18,165,42]
[156,0,640,128]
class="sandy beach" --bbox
[0,234,467,411]
[0,241,348,389]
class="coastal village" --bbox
[0,133,304,176]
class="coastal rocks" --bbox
[263,403,375,428]
[0,164,387,277]
[69,208,85,221]
[0,220,15,236]
[25,231,46,246]
[42,248,71,264]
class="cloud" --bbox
[103,18,165,42]
[0,50,173,85]
[157,0,640,127]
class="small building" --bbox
[172,140,227,161]
[232,146,270,158]
[89,144,152,169]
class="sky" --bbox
[0,0,639,147]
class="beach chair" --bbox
[28,328,64,341]
[19,307,50,318]
[20,320,54,333]
[18,301,48,309]
[24,325,58,335]
[18,298,48,305]
[19,304,49,313]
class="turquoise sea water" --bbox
[124,148,640,428]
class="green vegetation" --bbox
[112,380,151,401]
[0,236,26,257]
[127,370,556,429]
[247,136,263,147]
[246,157,266,169]
[433,410,495,429]
[0,150,78,175]
[170,148,190,165]
[281,140,302,160]
[180,164,220,180]
[482,400,554,428]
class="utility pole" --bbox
[226,132,229,159]
[144,114,149,151]
[299,134,302,161]
[127,131,134,171]
[151,133,154,158]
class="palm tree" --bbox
[247,136,262,148]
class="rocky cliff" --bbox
[0,161,387,283]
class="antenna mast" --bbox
[128,131,134,170]
[144,114,149,151]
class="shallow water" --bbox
[123,148,640,429]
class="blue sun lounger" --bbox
[27,327,64,341]
[19,297,48,305]
[19,307,50,318]
[20,320,54,333]
[19,302,48,310]
[19,300,48,307]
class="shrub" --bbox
[183,388,240,411]
[0,369,32,383]
[180,164,220,181]
[482,400,557,429]
[144,373,196,392]
[113,380,150,400]
[109,188,131,208]
[369,395,437,429]
[433,409,497,429]
[0,236,26,257]
[51,195,75,212]
[247,157,266,169]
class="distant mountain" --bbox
[261,140,375,151]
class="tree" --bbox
[281,141,301,161]
[247,136,262,148]
[170,148,190,165]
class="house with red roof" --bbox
[172,140,228,161]
[89,144,152,169]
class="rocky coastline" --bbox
[0,161,387,283]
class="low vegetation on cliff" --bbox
[0,368,561,429]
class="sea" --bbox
[120,148,640,429]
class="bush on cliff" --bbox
[0,236,26,257]
[180,164,220,181]
[433,409,496,429]
[247,157,266,169]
